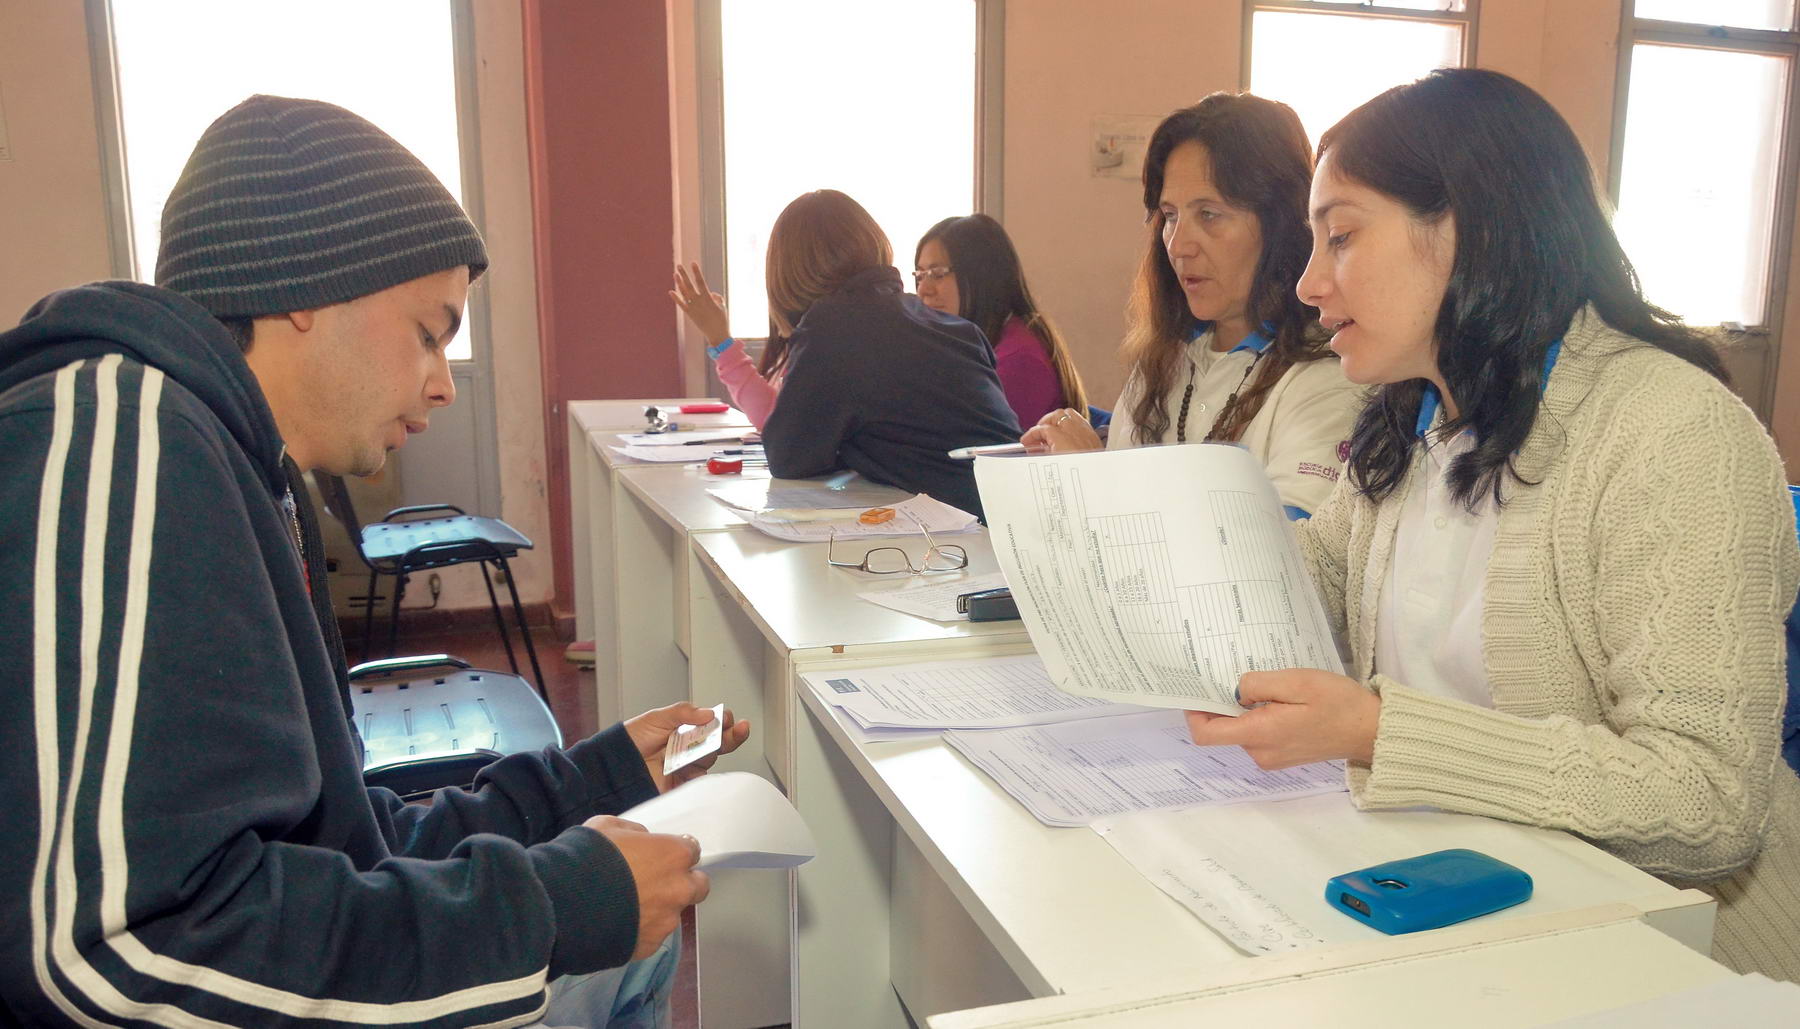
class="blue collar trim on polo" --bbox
[1187,322,1276,355]
[1415,337,1563,438]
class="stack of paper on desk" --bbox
[616,429,756,447]
[974,443,1343,716]
[751,493,978,542]
[944,710,1344,827]
[800,655,1149,742]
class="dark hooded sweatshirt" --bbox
[0,282,653,1027]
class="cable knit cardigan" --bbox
[1298,308,1800,980]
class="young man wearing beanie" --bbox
[0,96,746,1028]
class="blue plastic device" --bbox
[1325,848,1532,934]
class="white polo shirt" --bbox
[1108,327,1365,516]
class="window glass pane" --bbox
[1634,0,1793,31]
[1615,44,1789,326]
[1250,11,1463,147]
[720,0,975,340]
[110,1,472,358]
[1340,0,1467,10]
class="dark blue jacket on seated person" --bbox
[761,267,1022,520]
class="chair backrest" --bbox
[314,472,365,538]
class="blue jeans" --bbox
[526,927,681,1029]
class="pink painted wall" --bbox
[524,0,684,620]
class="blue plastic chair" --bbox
[1784,486,1800,775]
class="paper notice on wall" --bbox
[0,81,12,162]
[1091,114,1160,179]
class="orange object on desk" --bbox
[681,402,730,414]
[858,507,896,525]
[707,456,744,475]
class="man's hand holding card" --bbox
[625,701,752,793]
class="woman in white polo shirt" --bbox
[1187,69,1800,983]
[1023,92,1362,518]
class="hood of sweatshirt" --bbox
[0,280,287,496]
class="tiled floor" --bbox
[375,622,703,1028]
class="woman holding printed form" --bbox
[671,190,1019,519]
[1185,69,1800,981]
[1021,93,1364,519]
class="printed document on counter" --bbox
[799,655,1148,740]
[975,444,1342,716]
[943,710,1344,827]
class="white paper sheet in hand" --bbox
[619,772,815,870]
[974,444,1343,716]
[750,493,978,542]
[800,655,1148,737]
[943,709,1344,827]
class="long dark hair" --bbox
[1124,92,1330,445]
[1324,68,1726,507]
[915,214,1088,412]
[759,189,894,377]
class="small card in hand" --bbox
[662,703,727,776]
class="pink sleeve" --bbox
[713,342,780,429]
[993,319,1065,429]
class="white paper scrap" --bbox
[942,709,1344,827]
[857,571,1009,622]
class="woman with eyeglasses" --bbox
[1185,69,1800,982]
[913,214,1088,430]
[1021,92,1364,519]
[671,189,1020,519]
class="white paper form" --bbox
[857,571,1008,622]
[975,444,1341,715]
[1092,791,1671,957]
[752,494,978,542]
[800,655,1147,738]
[942,709,1344,827]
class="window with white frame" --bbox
[105,0,479,360]
[1245,1,1475,148]
[1612,2,1798,329]
[716,0,978,340]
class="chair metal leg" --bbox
[388,572,407,660]
[482,560,521,676]
[361,568,382,664]
[495,554,547,701]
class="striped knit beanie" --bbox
[155,95,487,317]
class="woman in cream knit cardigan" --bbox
[1188,69,1800,980]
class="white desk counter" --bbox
[565,398,749,657]
[928,906,1741,1028]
